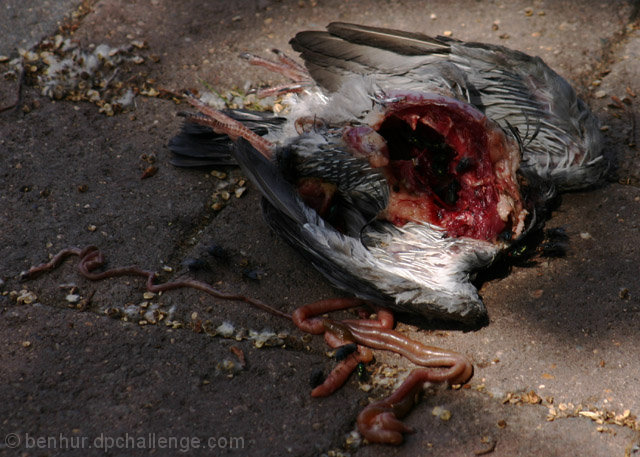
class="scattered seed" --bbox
[210,170,227,179]
[16,289,38,304]
[432,406,452,420]
[579,411,600,420]
[65,294,81,303]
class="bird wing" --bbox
[290,22,607,191]
[236,138,493,324]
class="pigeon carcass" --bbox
[169,22,608,325]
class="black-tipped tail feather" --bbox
[169,122,237,167]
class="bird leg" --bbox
[183,95,275,159]
[240,49,313,98]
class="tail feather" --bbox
[169,123,237,167]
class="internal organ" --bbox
[344,93,526,242]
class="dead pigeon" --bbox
[169,22,609,325]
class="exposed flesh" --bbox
[342,93,527,242]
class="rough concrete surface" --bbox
[1,1,639,456]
